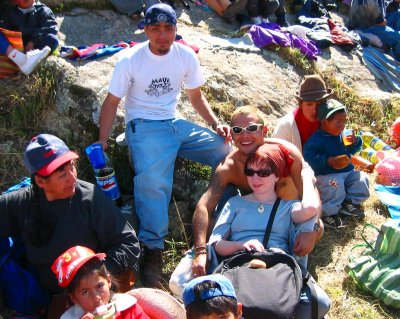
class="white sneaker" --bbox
[19,46,51,75]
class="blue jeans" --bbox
[316,170,370,216]
[361,25,400,61]
[386,10,400,31]
[295,275,331,319]
[0,32,10,55]
[125,118,231,249]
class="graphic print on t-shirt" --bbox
[146,77,173,97]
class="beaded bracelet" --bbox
[193,246,207,252]
[194,250,207,257]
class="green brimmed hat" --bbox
[317,99,346,120]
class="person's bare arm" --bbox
[291,162,320,223]
[214,239,265,256]
[96,93,121,149]
[192,167,229,276]
[186,87,231,141]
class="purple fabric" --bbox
[249,22,321,60]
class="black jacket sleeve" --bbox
[88,185,141,275]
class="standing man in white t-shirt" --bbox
[96,3,231,288]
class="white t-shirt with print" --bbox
[108,41,205,123]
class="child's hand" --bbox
[327,155,350,169]
[80,313,94,319]
[242,239,265,252]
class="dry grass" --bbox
[309,178,400,319]
[0,67,57,190]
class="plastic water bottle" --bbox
[361,131,395,152]
[85,144,122,207]
[360,148,379,164]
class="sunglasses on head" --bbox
[231,124,263,135]
[244,168,274,177]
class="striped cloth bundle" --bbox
[346,219,400,308]
[0,28,23,79]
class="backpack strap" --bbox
[262,197,281,247]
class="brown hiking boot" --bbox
[141,246,164,288]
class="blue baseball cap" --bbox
[24,134,79,176]
[138,3,177,30]
[182,274,237,307]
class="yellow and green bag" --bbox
[345,219,400,308]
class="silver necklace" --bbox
[252,194,265,214]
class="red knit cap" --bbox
[246,143,294,178]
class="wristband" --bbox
[194,250,207,257]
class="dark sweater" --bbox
[0,3,58,46]
[0,180,140,294]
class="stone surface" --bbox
[52,6,395,136]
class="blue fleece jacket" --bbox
[303,129,363,176]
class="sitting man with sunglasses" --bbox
[192,105,323,278]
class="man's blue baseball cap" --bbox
[24,134,79,176]
[138,3,177,29]
[182,274,237,307]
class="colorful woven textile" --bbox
[0,28,23,79]
[60,39,199,61]
[346,219,400,308]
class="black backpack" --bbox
[213,198,318,319]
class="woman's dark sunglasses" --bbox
[231,124,263,135]
[244,168,274,177]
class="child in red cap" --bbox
[52,246,149,319]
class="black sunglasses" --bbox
[231,124,263,135]
[244,168,274,177]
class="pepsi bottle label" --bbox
[95,170,121,201]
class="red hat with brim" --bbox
[51,246,106,288]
